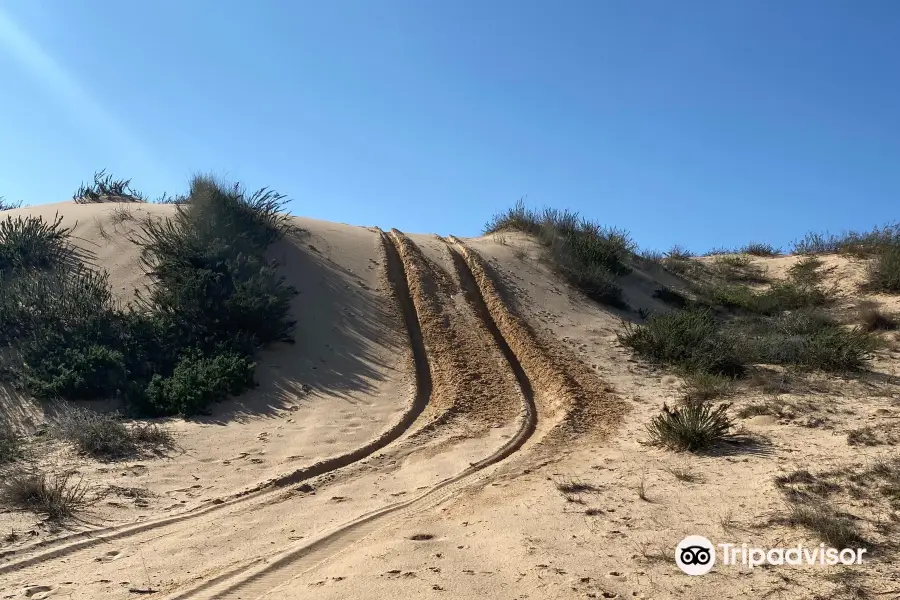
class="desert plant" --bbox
[859,305,898,332]
[0,213,73,274]
[866,245,900,293]
[712,254,770,284]
[739,311,875,372]
[0,467,89,519]
[619,309,745,377]
[792,223,900,257]
[74,169,146,203]
[484,200,633,306]
[741,242,780,257]
[50,404,173,457]
[787,503,867,550]
[0,197,22,211]
[646,400,734,452]
[788,256,826,286]
[666,245,693,261]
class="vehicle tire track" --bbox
[447,236,626,452]
[162,230,539,600]
[0,229,431,576]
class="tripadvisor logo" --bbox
[675,535,867,575]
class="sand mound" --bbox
[1,206,898,599]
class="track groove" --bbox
[165,230,539,600]
[0,230,431,577]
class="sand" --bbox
[0,205,898,599]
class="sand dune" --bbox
[1,204,899,599]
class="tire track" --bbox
[162,230,539,600]
[0,230,431,576]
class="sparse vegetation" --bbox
[665,465,703,483]
[742,242,780,257]
[786,503,867,550]
[645,400,735,452]
[0,468,90,519]
[0,197,23,211]
[50,404,173,458]
[792,223,900,257]
[866,245,900,293]
[485,200,634,306]
[74,169,146,204]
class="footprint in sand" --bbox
[23,586,54,598]
[122,465,149,477]
[95,549,122,563]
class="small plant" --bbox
[665,245,693,261]
[683,372,733,401]
[665,465,703,483]
[646,400,734,452]
[858,304,898,332]
[788,256,825,286]
[0,197,22,211]
[866,246,900,293]
[786,503,867,550]
[637,473,652,502]
[0,467,90,519]
[74,169,146,203]
[51,404,172,458]
[741,242,780,257]
[712,255,770,284]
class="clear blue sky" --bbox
[1,1,898,252]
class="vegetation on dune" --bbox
[0,197,23,211]
[645,400,735,452]
[0,172,298,417]
[0,213,73,274]
[485,200,634,307]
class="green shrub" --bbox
[740,311,874,372]
[741,242,780,257]
[618,309,745,377]
[705,280,829,315]
[665,245,693,260]
[712,255,770,284]
[145,351,256,415]
[646,400,734,452]
[867,245,900,293]
[0,213,72,274]
[73,169,146,203]
[787,256,825,286]
[484,200,633,306]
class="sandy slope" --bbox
[1,207,899,599]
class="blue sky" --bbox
[1,1,898,252]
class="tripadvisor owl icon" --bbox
[675,535,716,575]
